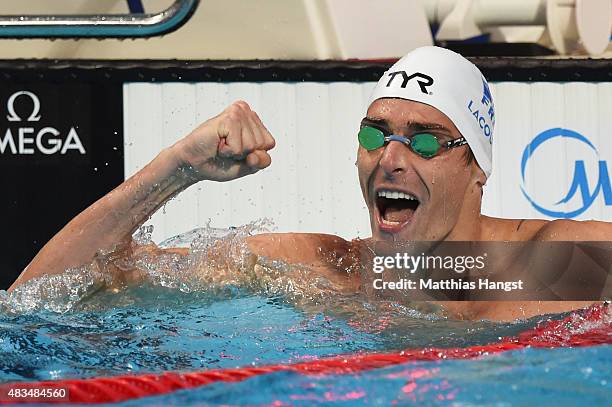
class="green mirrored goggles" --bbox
[358,126,467,159]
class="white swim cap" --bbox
[369,46,494,177]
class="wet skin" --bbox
[357,98,486,243]
[10,100,610,321]
[249,99,607,320]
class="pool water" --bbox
[0,224,610,405]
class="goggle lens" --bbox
[358,126,385,150]
[410,133,440,158]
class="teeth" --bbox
[381,219,401,226]
[377,190,417,201]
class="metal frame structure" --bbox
[0,0,198,38]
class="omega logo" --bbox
[0,90,86,155]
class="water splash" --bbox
[2,219,590,348]
[133,224,154,245]
[0,217,440,340]
[0,219,278,314]
[0,266,109,314]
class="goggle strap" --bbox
[446,137,467,148]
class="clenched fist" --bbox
[172,101,276,182]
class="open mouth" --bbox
[376,189,420,230]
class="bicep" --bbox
[246,232,360,294]
[95,243,190,290]
[246,232,352,267]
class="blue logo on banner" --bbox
[521,128,612,218]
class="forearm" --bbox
[10,145,195,290]
[10,100,276,291]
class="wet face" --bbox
[357,98,483,242]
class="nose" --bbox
[378,138,413,177]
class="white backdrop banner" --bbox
[123,81,612,242]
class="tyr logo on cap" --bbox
[385,71,434,94]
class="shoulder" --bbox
[481,216,612,241]
[533,219,612,241]
[246,232,353,266]
[480,216,548,240]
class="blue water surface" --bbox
[0,225,610,405]
[0,287,609,406]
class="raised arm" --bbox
[9,101,275,291]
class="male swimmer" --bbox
[8,46,609,320]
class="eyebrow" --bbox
[361,117,452,133]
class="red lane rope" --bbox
[1,303,610,405]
